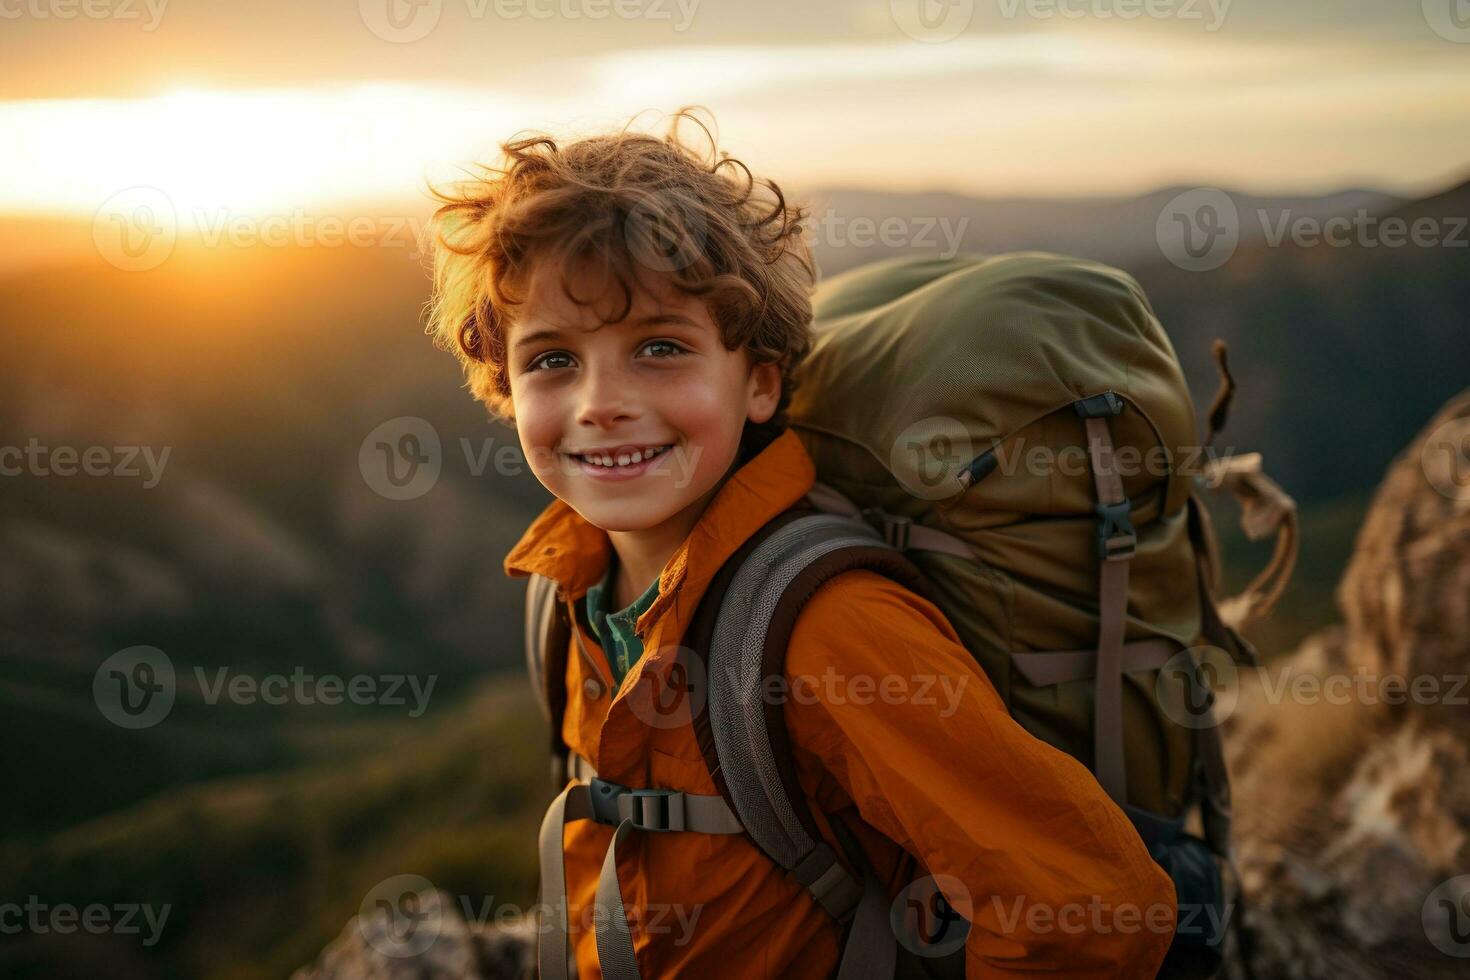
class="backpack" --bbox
[525,252,1298,980]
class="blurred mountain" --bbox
[1,171,1463,838]
[1132,173,1470,507]
[798,184,1404,276]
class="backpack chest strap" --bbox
[538,754,889,980]
[537,754,745,980]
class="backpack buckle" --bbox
[861,507,912,551]
[619,788,685,832]
[1096,500,1136,561]
[587,779,686,832]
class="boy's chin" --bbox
[568,496,686,534]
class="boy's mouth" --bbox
[560,443,674,479]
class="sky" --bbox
[2,0,1469,216]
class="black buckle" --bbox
[1096,500,1136,561]
[1074,391,1125,418]
[587,779,684,832]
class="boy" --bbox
[425,109,1176,978]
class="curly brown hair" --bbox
[421,107,816,459]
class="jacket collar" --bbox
[503,428,816,639]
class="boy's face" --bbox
[506,258,781,534]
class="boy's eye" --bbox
[639,340,685,359]
[528,351,573,372]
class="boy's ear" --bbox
[746,359,782,425]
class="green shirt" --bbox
[582,552,661,688]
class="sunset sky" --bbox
[3,0,1469,217]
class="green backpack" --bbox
[526,252,1297,979]
[786,251,1297,975]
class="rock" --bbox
[292,890,534,980]
[1226,390,1470,979]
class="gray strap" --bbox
[1083,415,1133,806]
[525,574,558,723]
[808,483,976,560]
[538,782,584,980]
[793,842,864,920]
[567,752,597,782]
[834,871,899,980]
[595,820,641,980]
[1010,638,1179,687]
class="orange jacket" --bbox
[505,428,1177,978]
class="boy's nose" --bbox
[574,369,638,429]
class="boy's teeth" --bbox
[581,445,667,468]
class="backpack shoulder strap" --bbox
[686,505,937,977]
[526,571,571,786]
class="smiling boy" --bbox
[425,109,1175,978]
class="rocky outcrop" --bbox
[292,890,533,980]
[1226,390,1470,978]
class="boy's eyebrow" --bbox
[512,313,701,352]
